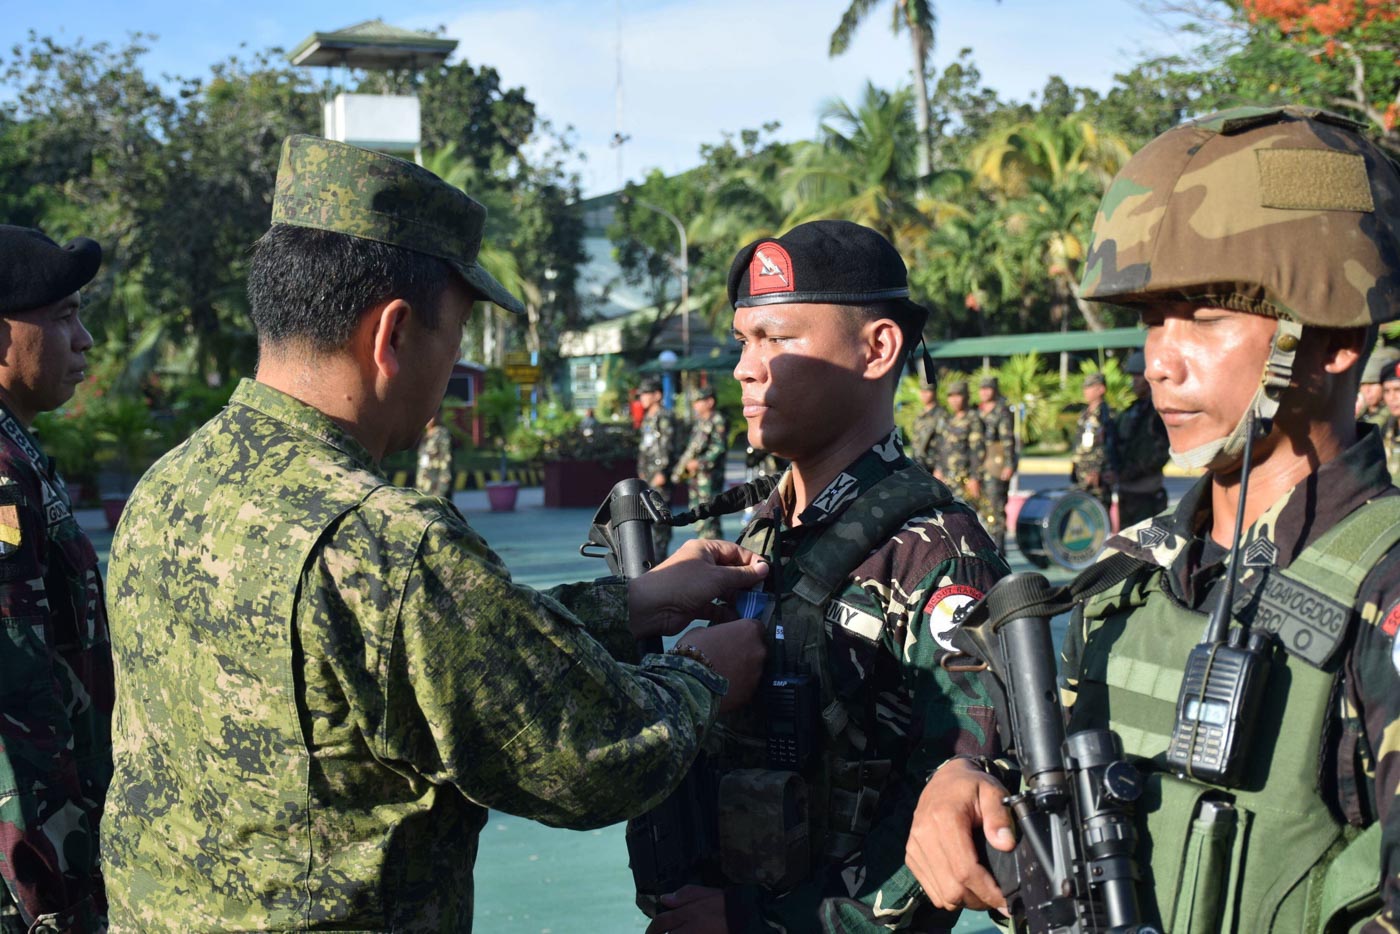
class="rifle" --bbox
[955,571,1158,934]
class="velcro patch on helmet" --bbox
[1257,149,1374,213]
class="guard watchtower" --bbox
[288,19,457,161]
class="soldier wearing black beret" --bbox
[0,225,111,932]
[641,220,1009,933]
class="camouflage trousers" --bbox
[1118,486,1169,529]
[650,480,674,559]
[688,469,724,540]
[980,478,1009,552]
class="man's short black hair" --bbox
[844,300,927,387]
[248,224,458,352]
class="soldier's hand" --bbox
[628,540,770,639]
[651,472,668,488]
[676,620,765,715]
[644,884,729,933]
[906,758,1014,913]
[967,478,982,500]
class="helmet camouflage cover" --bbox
[1080,105,1400,329]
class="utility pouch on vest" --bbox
[825,758,892,861]
[717,768,810,891]
[1142,774,1250,934]
[1307,822,1383,933]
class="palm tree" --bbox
[830,0,937,180]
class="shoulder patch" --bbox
[1381,601,1400,639]
[0,501,21,556]
[924,584,983,652]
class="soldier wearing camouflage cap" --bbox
[976,375,1016,551]
[909,106,1400,933]
[0,225,110,933]
[1358,343,1400,426]
[672,385,730,540]
[101,136,772,931]
[642,220,1009,934]
[636,376,680,556]
[1070,370,1119,515]
[939,378,987,519]
[1381,360,1400,483]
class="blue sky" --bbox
[3,0,1197,194]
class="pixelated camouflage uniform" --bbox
[0,402,111,934]
[940,408,985,513]
[909,404,945,476]
[708,431,1008,932]
[1115,395,1171,527]
[1071,400,1117,514]
[1070,105,1400,932]
[638,406,679,558]
[102,380,727,932]
[414,423,453,498]
[673,409,729,540]
[977,399,1016,551]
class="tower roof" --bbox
[288,19,457,70]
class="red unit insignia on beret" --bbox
[749,243,794,295]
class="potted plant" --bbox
[476,385,521,511]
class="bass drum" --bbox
[1015,489,1111,571]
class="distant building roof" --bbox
[289,19,458,70]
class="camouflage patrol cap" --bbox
[1362,345,1400,383]
[947,380,969,396]
[1084,372,1107,388]
[272,135,524,314]
[1080,106,1400,328]
[979,375,999,390]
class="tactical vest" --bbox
[712,466,952,889]
[1071,497,1400,933]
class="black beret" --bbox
[638,378,663,394]
[0,225,102,315]
[726,220,928,325]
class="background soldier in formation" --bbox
[1114,350,1172,527]
[672,386,730,539]
[100,137,771,932]
[647,220,1008,933]
[1358,344,1400,425]
[910,384,945,476]
[0,226,111,933]
[1382,360,1400,483]
[939,380,985,511]
[909,105,1400,933]
[414,409,453,498]
[637,377,679,558]
[976,375,1016,551]
[1070,371,1118,515]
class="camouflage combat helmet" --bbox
[1080,105,1400,329]
[1080,106,1400,471]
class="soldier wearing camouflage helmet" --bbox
[0,226,109,933]
[908,106,1400,933]
[1358,342,1400,425]
[641,220,1009,934]
[1114,349,1172,527]
[101,136,773,932]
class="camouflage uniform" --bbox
[673,409,729,539]
[0,402,111,934]
[1071,399,1117,514]
[1384,415,1400,485]
[102,381,728,931]
[1063,429,1400,932]
[1115,395,1171,528]
[909,404,945,476]
[638,406,679,557]
[941,408,985,510]
[720,430,1008,932]
[977,398,1016,551]
[414,422,453,498]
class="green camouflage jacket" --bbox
[0,401,111,933]
[1115,396,1171,493]
[726,430,1009,932]
[940,409,984,484]
[1063,427,1400,932]
[638,407,679,484]
[1072,400,1118,478]
[977,400,1016,480]
[674,410,730,483]
[102,379,725,932]
[909,406,945,475]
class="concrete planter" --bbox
[485,481,520,512]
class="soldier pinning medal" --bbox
[1114,350,1172,528]
[637,376,681,558]
[908,105,1400,934]
[0,226,111,933]
[100,136,772,931]
[1070,370,1119,517]
[673,385,731,540]
[976,375,1016,552]
[641,220,1009,934]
